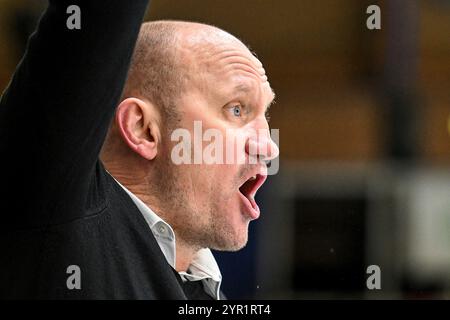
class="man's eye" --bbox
[231,105,242,117]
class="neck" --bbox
[175,239,201,272]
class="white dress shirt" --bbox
[113,177,223,300]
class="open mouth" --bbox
[238,173,267,219]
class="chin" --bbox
[211,220,249,251]
[213,238,248,252]
[208,198,251,251]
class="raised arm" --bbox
[0,0,149,226]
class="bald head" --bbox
[102,20,256,165]
[103,20,271,160]
[122,21,183,124]
[122,20,253,124]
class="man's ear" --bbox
[115,97,161,160]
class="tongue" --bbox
[239,179,257,209]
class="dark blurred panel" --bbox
[293,197,366,293]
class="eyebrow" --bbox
[232,83,252,94]
[231,84,276,113]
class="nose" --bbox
[245,128,279,162]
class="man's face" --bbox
[158,37,279,251]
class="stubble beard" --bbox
[152,150,249,252]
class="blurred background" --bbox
[1,0,449,299]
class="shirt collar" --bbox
[112,175,223,300]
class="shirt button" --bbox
[158,225,167,234]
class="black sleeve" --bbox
[0,0,149,226]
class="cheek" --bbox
[212,165,239,199]
[188,165,219,197]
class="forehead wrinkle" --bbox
[214,48,263,68]
[219,52,266,77]
[223,64,266,87]
[223,60,267,82]
[199,43,266,79]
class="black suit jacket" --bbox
[0,0,203,299]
